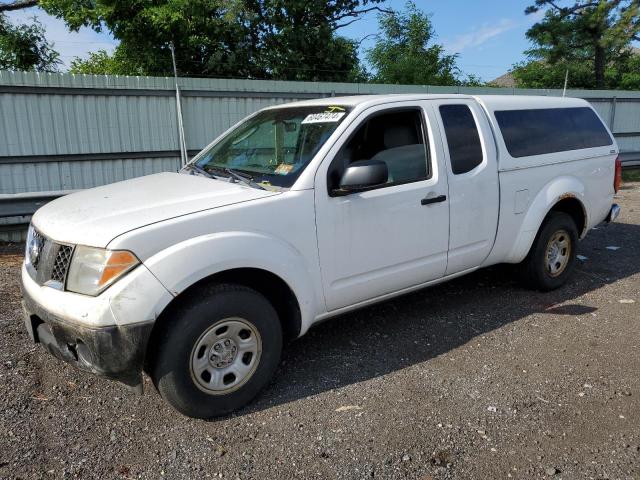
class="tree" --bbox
[2,0,386,80]
[0,13,59,71]
[39,0,264,78]
[366,2,475,86]
[69,49,134,75]
[253,0,384,82]
[0,1,39,12]
[511,51,640,89]
[619,52,640,89]
[523,0,640,89]
[32,0,384,81]
[512,60,597,88]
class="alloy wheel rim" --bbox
[190,318,262,395]
[545,229,572,278]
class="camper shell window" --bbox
[495,107,612,158]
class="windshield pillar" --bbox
[275,121,284,164]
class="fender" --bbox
[142,231,322,335]
[505,175,588,263]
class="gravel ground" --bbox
[1,184,639,480]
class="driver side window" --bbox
[327,108,430,193]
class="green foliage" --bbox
[365,2,482,86]
[41,0,384,81]
[521,0,640,89]
[366,2,460,85]
[0,13,60,71]
[512,61,596,89]
[512,51,640,90]
[69,48,138,75]
[42,0,261,77]
[460,74,486,87]
[249,0,382,82]
[622,167,640,182]
[619,54,640,90]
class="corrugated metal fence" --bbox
[1,70,639,240]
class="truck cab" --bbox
[21,94,621,418]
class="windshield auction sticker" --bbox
[274,164,294,175]
[302,112,346,124]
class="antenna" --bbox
[170,42,188,167]
[562,68,569,98]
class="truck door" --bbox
[428,99,499,275]
[314,103,450,311]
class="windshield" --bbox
[190,105,351,188]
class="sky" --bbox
[4,0,548,81]
[4,6,117,69]
[341,0,547,81]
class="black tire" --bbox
[151,283,282,419]
[520,212,579,291]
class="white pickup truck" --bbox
[21,94,621,418]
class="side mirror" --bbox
[333,160,388,196]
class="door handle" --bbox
[421,194,447,206]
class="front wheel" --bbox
[520,212,579,291]
[150,284,282,419]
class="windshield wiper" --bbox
[224,168,267,190]
[184,163,216,179]
[188,164,267,190]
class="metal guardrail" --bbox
[1,190,73,214]
[0,191,69,232]
[0,150,200,165]
[620,151,640,168]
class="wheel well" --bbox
[548,197,586,237]
[144,268,301,372]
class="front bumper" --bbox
[20,261,173,391]
[22,298,153,390]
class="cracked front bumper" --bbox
[22,299,153,390]
[20,261,173,391]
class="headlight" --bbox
[25,224,34,265]
[66,246,140,296]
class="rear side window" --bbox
[439,105,483,174]
[495,107,612,158]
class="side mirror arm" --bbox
[330,188,351,197]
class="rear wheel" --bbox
[520,212,579,291]
[151,284,282,419]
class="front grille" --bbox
[51,245,73,283]
[26,226,75,287]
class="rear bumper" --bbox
[606,203,621,223]
[22,290,153,391]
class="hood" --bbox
[32,172,278,247]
